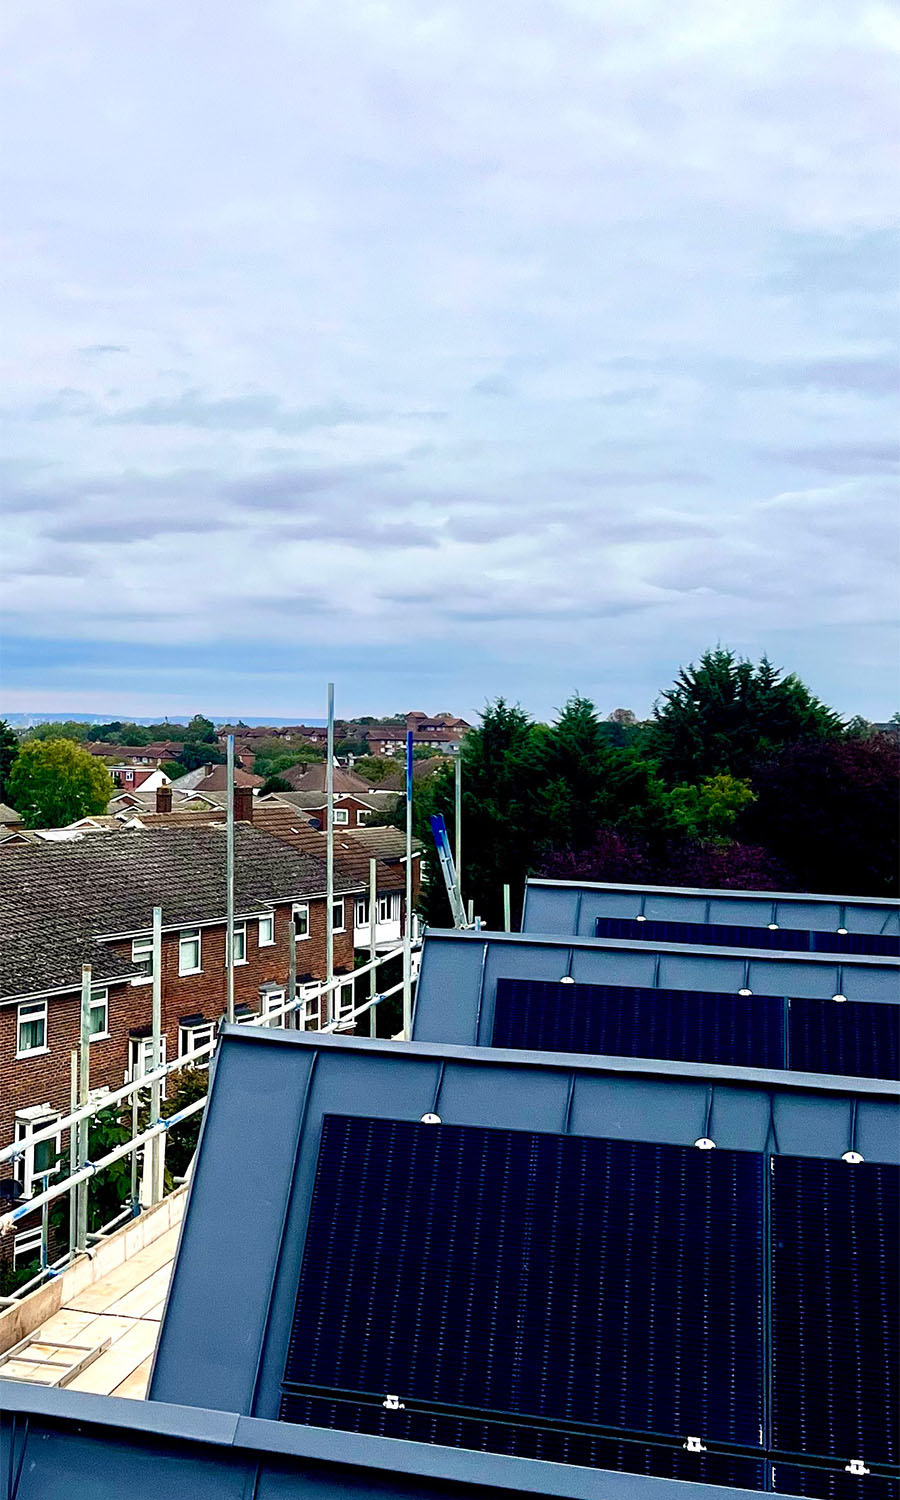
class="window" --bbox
[13,1227,43,1269]
[125,770,134,782]
[88,987,108,1040]
[231,922,247,965]
[17,1000,47,1057]
[14,1107,61,1197]
[178,928,202,975]
[378,892,397,923]
[355,898,368,928]
[129,1036,167,1095]
[331,899,345,933]
[131,934,153,978]
[293,903,310,941]
[334,807,349,825]
[261,987,286,1028]
[178,1022,215,1064]
[336,980,355,1022]
[301,983,321,1030]
[258,913,275,947]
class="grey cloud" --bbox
[27,388,95,421]
[593,385,661,406]
[778,359,900,398]
[79,344,129,356]
[98,389,377,434]
[471,374,515,397]
[560,467,713,488]
[759,443,899,474]
[45,515,229,544]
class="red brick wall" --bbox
[0,895,356,1157]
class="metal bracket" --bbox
[420,1114,441,1125]
[683,1436,707,1453]
[845,1460,869,1476]
[382,1394,405,1410]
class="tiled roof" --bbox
[342,825,423,861]
[279,763,371,794]
[171,765,263,792]
[376,757,451,791]
[0,824,360,1002]
[251,806,407,891]
[0,802,22,825]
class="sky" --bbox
[1,0,898,722]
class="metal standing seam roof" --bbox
[411,928,900,1050]
[522,878,900,940]
[148,1028,898,1429]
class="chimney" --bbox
[234,785,253,822]
[156,784,173,813]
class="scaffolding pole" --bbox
[68,1051,77,1255]
[455,755,463,910]
[503,883,511,932]
[403,730,413,1038]
[325,683,335,1024]
[369,856,377,1038]
[76,965,91,1252]
[226,734,235,1025]
[150,906,163,1206]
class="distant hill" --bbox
[0,713,327,728]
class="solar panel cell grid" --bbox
[772,1157,900,1467]
[285,1116,765,1447]
[594,916,900,958]
[773,1467,900,1500]
[280,1392,767,1489]
[492,977,785,1067]
[788,999,900,1083]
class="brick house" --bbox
[0,824,361,1236]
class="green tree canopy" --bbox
[184,714,217,744]
[353,755,401,785]
[646,648,843,783]
[25,720,89,742]
[7,739,115,827]
[668,773,756,842]
[0,719,18,802]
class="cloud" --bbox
[97,390,377,434]
[759,443,899,474]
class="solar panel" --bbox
[594,916,900,958]
[282,1391,766,1489]
[773,1468,900,1500]
[283,1116,765,1450]
[772,1156,900,1468]
[788,999,900,1082]
[492,976,785,1067]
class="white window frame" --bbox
[258,913,275,947]
[293,902,310,941]
[88,986,109,1041]
[178,1022,216,1065]
[355,897,368,928]
[333,807,349,825]
[377,892,396,923]
[14,1107,61,1198]
[331,898,345,933]
[231,921,247,966]
[16,1000,48,1058]
[261,987,286,1029]
[13,1226,43,1268]
[178,928,202,976]
[301,983,320,1030]
[131,934,153,979]
[129,1035,167,1096]
[336,979,355,1022]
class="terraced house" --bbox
[0,824,362,1228]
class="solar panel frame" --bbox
[594,916,900,959]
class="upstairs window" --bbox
[17,1000,47,1057]
[131,935,154,978]
[258,913,275,947]
[333,807,349,825]
[293,903,310,941]
[88,987,109,1040]
[179,929,202,976]
[231,922,247,966]
[331,899,345,934]
[14,1106,61,1197]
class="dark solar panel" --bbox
[492,977,785,1067]
[773,1468,900,1500]
[594,916,900,958]
[284,1116,765,1448]
[788,999,900,1082]
[281,1392,766,1489]
[772,1156,900,1467]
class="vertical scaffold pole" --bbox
[76,965,91,1251]
[326,683,335,1024]
[226,735,235,1025]
[455,755,463,911]
[369,856,378,1038]
[150,905,163,1206]
[403,730,413,1039]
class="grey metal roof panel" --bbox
[412,929,900,1051]
[149,1027,898,1427]
[0,1380,774,1499]
[522,878,900,938]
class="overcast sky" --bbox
[2,0,898,722]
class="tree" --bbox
[260,775,293,794]
[740,733,900,896]
[541,828,788,891]
[0,719,18,802]
[7,739,115,827]
[176,742,226,772]
[25,720,89,742]
[668,773,756,842]
[184,714,217,744]
[647,648,843,783]
[252,740,322,779]
[353,756,401,785]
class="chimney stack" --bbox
[156,784,173,813]
[234,785,253,823]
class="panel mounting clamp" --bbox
[383,1394,406,1409]
[845,1460,869,1476]
[683,1436,707,1453]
